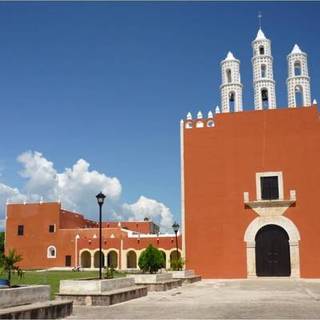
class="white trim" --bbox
[180,120,186,261]
[244,216,300,278]
[256,171,284,200]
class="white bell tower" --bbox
[252,28,277,110]
[220,51,243,113]
[287,44,311,107]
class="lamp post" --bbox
[172,222,180,269]
[96,192,106,279]
[75,234,80,269]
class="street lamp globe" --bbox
[96,192,106,206]
[172,222,180,234]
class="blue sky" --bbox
[0,2,319,231]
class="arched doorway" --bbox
[160,251,166,268]
[127,251,137,268]
[94,251,105,268]
[170,250,181,268]
[255,225,291,276]
[80,251,91,268]
[107,251,118,268]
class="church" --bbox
[181,28,320,278]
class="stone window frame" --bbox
[256,171,284,201]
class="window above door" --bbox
[256,172,283,201]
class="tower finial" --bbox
[258,11,262,29]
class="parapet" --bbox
[183,107,220,129]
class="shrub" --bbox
[138,244,165,274]
[104,266,115,279]
[170,257,185,271]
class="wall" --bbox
[184,106,320,278]
[5,203,181,270]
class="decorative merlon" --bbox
[187,112,192,120]
[215,106,220,114]
[255,28,266,41]
[291,44,303,54]
[197,111,203,119]
[313,99,317,105]
[208,111,213,118]
[225,51,236,61]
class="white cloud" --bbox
[122,196,174,232]
[0,151,174,232]
[16,151,122,214]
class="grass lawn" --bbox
[1,270,126,299]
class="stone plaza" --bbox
[66,279,320,319]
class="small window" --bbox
[260,176,279,200]
[259,46,265,55]
[207,120,215,127]
[185,121,193,129]
[261,64,266,78]
[226,69,232,83]
[229,92,235,112]
[65,255,72,267]
[17,225,24,236]
[49,225,55,233]
[196,121,204,128]
[47,246,56,258]
[294,61,301,76]
[261,89,269,109]
[295,85,303,107]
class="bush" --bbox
[104,266,115,279]
[138,245,165,274]
[170,257,184,271]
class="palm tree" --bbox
[0,249,23,286]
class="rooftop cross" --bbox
[258,11,262,29]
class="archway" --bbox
[127,250,137,268]
[94,251,105,268]
[80,251,91,268]
[170,250,181,268]
[160,251,166,268]
[244,216,300,278]
[255,225,291,276]
[295,85,304,107]
[107,251,118,268]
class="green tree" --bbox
[138,244,165,274]
[0,249,23,286]
[0,232,4,257]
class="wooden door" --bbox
[255,225,291,276]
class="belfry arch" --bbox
[244,216,300,278]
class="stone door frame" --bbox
[244,216,301,278]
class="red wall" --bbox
[184,106,320,278]
[5,203,181,269]
[102,221,157,234]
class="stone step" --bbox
[57,285,148,306]
[180,275,202,285]
[141,279,183,291]
[0,300,73,319]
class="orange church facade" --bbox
[5,202,181,270]
[182,28,320,279]
[182,105,320,278]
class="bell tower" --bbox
[287,44,311,107]
[252,28,277,110]
[220,51,243,113]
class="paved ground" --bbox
[66,279,320,319]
